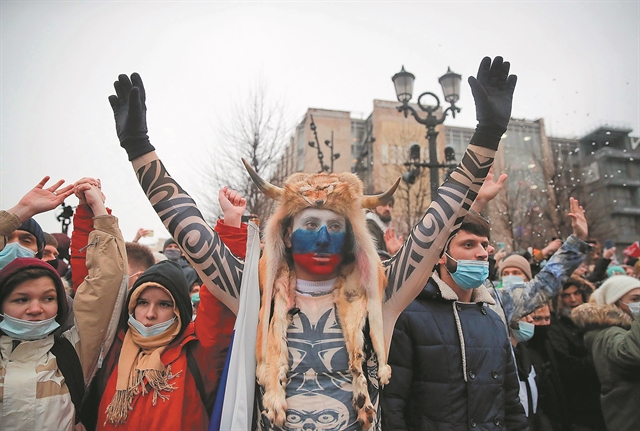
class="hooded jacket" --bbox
[0,214,127,431]
[572,303,640,431]
[382,274,528,431]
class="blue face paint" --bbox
[291,226,346,255]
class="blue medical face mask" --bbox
[501,275,525,289]
[512,321,535,343]
[0,242,36,270]
[128,314,176,338]
[445,253,489,290]
[0,313,60,340]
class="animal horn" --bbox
[242,158,284,200]
[361,177,401,209]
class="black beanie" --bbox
[128,260,192,336]
[18,218,45,258]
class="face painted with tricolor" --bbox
[287,208,346,280]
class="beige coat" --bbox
[0,211,127,431]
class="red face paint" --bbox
[292,253,343,276]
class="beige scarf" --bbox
[104,282,182,425]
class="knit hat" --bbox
[606,265,625,278]
[500,254,532,281]
[592,275,640,305]
[51,233,71,260]
[128,260,192,337]
[163,238,177,251]
[18,218,45,258]
[0,257,68,324]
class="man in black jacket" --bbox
[382,211,528,431]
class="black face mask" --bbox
[528,324,549,348]
[46,259,59,270]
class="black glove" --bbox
[108,73,155,161]
[468,56,517,149]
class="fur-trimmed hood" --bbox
[572,302,634,332]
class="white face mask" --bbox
[622,301,640,319]
[0,242,36,270]
[0,313,60,340]
[501,275,525,289]
[128,314,176,337]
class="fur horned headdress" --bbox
[243,159,399,429]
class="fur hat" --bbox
[591,275,640,305]
[244,159,398,428]
[500,254,532,281]
[0,257,68,324]
[18,218,45,258]
[128,260,192,337]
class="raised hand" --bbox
[73,177,104,206]
[9,176,74,222]
[384,227,403,257]
[471,168,508,213]
[218,186,247,228]
[468,56,517,131]
[133,228,153,242]
[108,73,155,161]
[567,197,588,240]
[74,182,108,217]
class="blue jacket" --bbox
[382,275,528,431]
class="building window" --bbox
[610,187,632,206]
[615,215,639,237]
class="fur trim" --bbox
[431,272,496,305]
[255,172,389,428]
[571,302,634,332]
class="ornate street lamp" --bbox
[392,65,462,198]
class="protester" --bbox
[572,275,640,431]
[125,241,155,286]
[366,195,403,258]
[382,211,528,430]
[548,276,605,430]
[107,55,515,430]
[0,180,127,430]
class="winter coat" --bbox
[547,312,605,429]
[90,220,242,431]
[572,303,640,431]
[0,213,127,431]
[382,274,528,431]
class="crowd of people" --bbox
[0,55,638,431]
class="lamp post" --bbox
[308,115,340,173]
[392,65,462,198]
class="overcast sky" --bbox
[1,1,638,245]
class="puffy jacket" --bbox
[573,303,640,431]
[0,214,127,431]
[382,275,528,431]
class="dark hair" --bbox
[554,276,594,312]
[0,267,68,323]
[125,242,155,273]
[459,211,491,240]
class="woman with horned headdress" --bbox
[107,56,516,430]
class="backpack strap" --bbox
[51,335,85,422]
[186,340,215,416]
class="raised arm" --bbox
[108,74,243,313]
[496,197,591,323]
[68,182,127,385]
[382,57,517,322]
